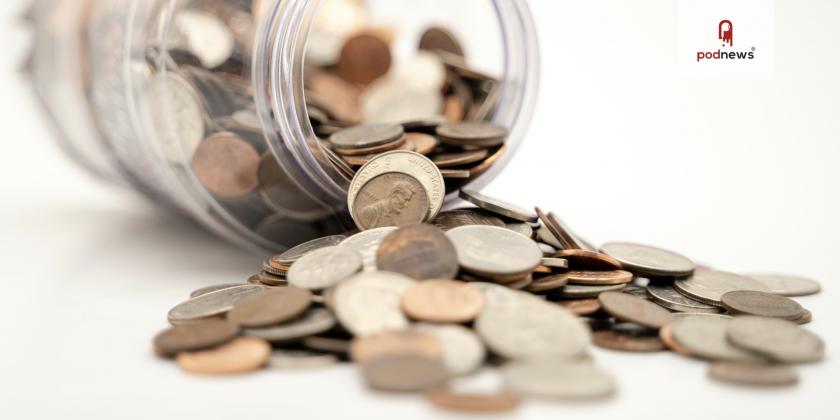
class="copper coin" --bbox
[526,273,570,293]
[227,287,312,327]
[353,173,430,230]
[153,319,240,358]
[708,361,798,387]
[555,283,627,298]
[557,298,602,316]
[444,95,466,122]
[418,27,465,58]
[350,329,442,364]
[431,209,506,231]
[329,123,404,150]
[555,249,622,270]
[592,330,666,352]
[307,71,362,123]
[535,208,582,250]
[192,132,260,198]
[425,387,520,413]
[376,224,459,280]
[254,272,287,287]
[431,149,489,168]
[176,336,271,375]
[361,354,449,392]
[599,291,674,329]
[720,290,805,320]
[406,132,439,155]
[567,270,634,286]
[401,280,485,323]
[337,33,392,85]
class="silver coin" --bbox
[347,151,445,225]
[167,285,264,324]
[555,283,627,299]
[727,316,824,363]
[746,273,821,297]
[670,314,765,362]
[146,73,205,163]
[244,308,336,343]
[541,258,569,269]
[339,227,398,271]
[505,222,534,238]
[413,323,486,376]
[329,123,404,149]
[333,271,416,335]
[646,283,722,314]
[673,268,771,306]
[273,235,347,266]
[475,288,590,359]
[431,209,506,231]
[447,225,542,278]
[287,246,362,290]
[622,284,650,299]
[600,242,695,277]
[268,349,339,370]
[459,190,538,223]
[173,10,235,69]
[189,283,246,298]
[503,359,614,399]
[361,76,443,124]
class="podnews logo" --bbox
[696,19,756,62]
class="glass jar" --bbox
[25,0,540,252]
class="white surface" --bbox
[2,1,839,419]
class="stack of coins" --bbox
[154,184,825,411]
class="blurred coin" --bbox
[153,319,240,358]
[424,387,520,413]
[793,309,813,324]
[333,271,415,335]
[555,283,627,299]
[402,280,485,323]
[362,354,449,392]
[670,315,765,362]
[503,359,614,399]
[674,269,771,306]
[376,224,459,280]
[432,149,489,168]
[659,322,693,355]
[720,290,804,320]
[432,209,505,231]
[406,132,438,155]
[598,291,674,329]
[600,242,695,278]
[257,153,334,220]
[708,361,798,387]
[441,169,471,179]
[287,246,362,290]
[301,336,351,355]
[555,249,622,270]
[437,122,508,148]
[329,123,404,150]
[557,298,601,316]
[227,287,313,327]
[168,285,264,324]
[526,273,570,293]
[176,336,270,374]
[592,330,665,352]
[646,283,721,314]
[419,26,465,58]
[350,329,442,364]
[174,10,235,68]
[189,283,244,298]
[268,350,338,370]
[567,270,633,286]
[362,81,443,124]
[340,226,397,271]
[727,316,824,363]
[192,132,260,198]
[270,234,346,267]
[447,225,542,279]
[337,33,391,85]
[746,273,821,297]
[505,222,533,238]
[244,308,336,343]
[459,189,537,223]
[413,324,486,376]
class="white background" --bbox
[2,0,839,419]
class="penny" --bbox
[726,316,824,363]
[447,225,542,279]
[526,273,570,293]
[592,330,665,352]
[554,283,627,299]
[459,190,537,223]
[176,336,271,375]
[505,275,534,290]
[432,149,489,168]
[253,271,287,287]
[567,270,634,286]
[503,359,615,399]
[270,235,347,267]
[268,350,339,370]
[401,116,447,134]
[339,226,397,271]
[505,222,534,238]
[227,287,313,327]
[659,322,693,355]
[746,273,821,297]
[191,132,261,199]
[352,172,429,229]
[646,283,722,314]
[600,242,695,278]
[376,224,459,280]
[708,361,798,387]
[431,209,506,231]
[673,268,771,306]
[350,330,442,364]
[437,122,508,148]
[418,26,465,57]
[401,280,485,323]
[329,123,404,150]
[337,33,392,85]
[244,308,336,343]
[425,387,520,413]
[262,257,288,276]
[333,271,416,335]
[720,290,804,320]
[406,132,438,155]
[413,324,486,376]
[167,285,265,324]
[557,298,602,316]
[670,315,765,362]
[153,319,240,358]
[362,354,449,392]
[554,249,622,271]
[189,283,244,298]
[535,208,582,250]
[287,246,362,290]
[307,71,362,123]
[598,292,673,329]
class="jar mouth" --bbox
[254,0,541,209]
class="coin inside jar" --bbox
[329,123,404,150]
[191,132,261,199]
[436,121,508,147]
[401,280,485,323]
[336,33,392,85]
[376,224,459,280]
[352,173,430,230]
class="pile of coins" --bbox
[154,185,825,412]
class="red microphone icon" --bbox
[719,20,733,47]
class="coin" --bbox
[598,292,674,329]
[670,315,765,362]
[432,149,489,168]
[436,122,508,147]
[673,268,771,306]
[191,132,261,198]
[334,136,407,156]
[348,151,445,225]
[270,234,347,267]
[337,33,392,85]
[227,287,313,327]
[189,283,245,298]
[567,270,633,286]
[659,322,693,355]
[333,271,416,335]
[424,387,520,412]
[440,169,471,179]
[600,242,695,277]
[526,273,570,293]
[557,298,602,316]
[554,249,622,270]
[708,361,798,387]
[418,26,465,58]
[287,246,362,290]
[350,330,442,364]
[176,336,270,375]
[592,330,665,352]
[329,123,404,150]
[554,283,627,299]
[307,71,362,123]
[505,222,533,238]
[459,190,537,223]
[720,290,804,320]
[405,132,438,155]
[401,280,485,323]
[376,224,459,280]
[413,324,486,376]
[253,271,287,287]
[746,273,821,297]
[646,283,722,314]
[361,354,449,392]
[268,350,339,370]
[726,316,824,363]
[153,319,240,358]
[243,308,336,343]
[301,336,351,354]
[431,209,505,231]
[793,309,813,324]
[447,225,542,279]
[167,285,264,324]
[535,208,583,250]
[503,359,615,399]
